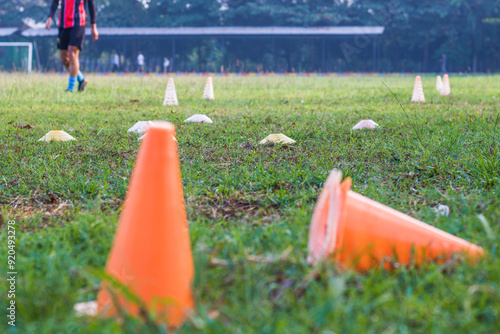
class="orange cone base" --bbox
[308,170,484,272]
[97,285,193,327]
[97,122,194,327]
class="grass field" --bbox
[0,74,499,333]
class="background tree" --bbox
[1,0,500,72]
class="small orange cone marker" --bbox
[97,121,194,327]
[308,170,484,271]
[440,74,451,96]
[138,133,177,142]
[202,77,215,100]
[411,76,425,102]
[436,75,443,91]
[163,78,178,106]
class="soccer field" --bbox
[1,74,499,333]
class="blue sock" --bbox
[77,70,84,83]
[67,76,77,92]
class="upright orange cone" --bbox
[411,75,425,102]
[440,74,451,96]
[97,121,194,327]
[308,170,484,271]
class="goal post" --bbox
[0,42,33,73]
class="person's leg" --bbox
[57,28,77,91]
[77,69,85,83]
[58,28,70,72]
[68,46,80,77]
[66,45,80,91]
[67,27,87,91]
[60,50,70,70]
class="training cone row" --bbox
[411,76,425,102]
[307,170,483,271]
[97,121,194,327]
[163,78,179,106]
[202,77,215,100]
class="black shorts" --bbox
[57,26,86,51]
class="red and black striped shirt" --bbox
[48,0,96,29]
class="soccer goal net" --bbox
[0,42,33,73]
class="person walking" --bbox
[163,57,170,73]
[137,51,145,73]
[111,52,119,72]
[440,53,447,73]
[45,0,99,92]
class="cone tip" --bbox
[148,121,175,131]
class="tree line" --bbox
[1,0,500,72]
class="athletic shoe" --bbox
[78,80,88,92]
[65,89,73,93]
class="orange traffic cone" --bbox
[308,170,484,271]
[411,76,425,102]
[97,121,194,327]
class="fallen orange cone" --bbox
[308,170,483,271]
[97,121,194,327]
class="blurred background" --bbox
[1,0,499,73]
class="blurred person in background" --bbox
[163,57,170,73]
[137,51,145,73]
[440,53,447,73]
[111,52,119,72]
[46,0,99,92]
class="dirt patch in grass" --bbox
[1,191,124,230]
[188,192,282,223]
[1,200,73,231]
